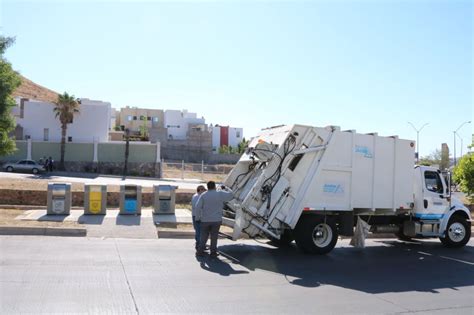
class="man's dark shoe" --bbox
[210,252,219,258]
[195,251,205,257]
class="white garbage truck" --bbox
[222,124,472,254]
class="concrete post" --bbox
[27,139,32,160]
[160,158,164,178]
[154,142,162,178]
[201,160,204,180]
[93,140,99,163]
[155,142,161,163]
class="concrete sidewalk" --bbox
[14,209,193,239]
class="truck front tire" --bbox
[440,215,471,248]
[294,215,338,255]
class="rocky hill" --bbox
[12,75,59,103]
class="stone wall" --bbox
[0,189,193,207]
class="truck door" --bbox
[422,170,449,218]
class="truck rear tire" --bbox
[294,216,338,255]
[440,215,471,248]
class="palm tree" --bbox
[53,92,80,171]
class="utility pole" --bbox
[408,122,429,163]
[123,128,130,178]
[454,121,471,166]
[455,133,464,159]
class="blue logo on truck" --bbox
[323,184,344,194]
[355,145,373,158]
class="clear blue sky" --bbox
[1,0,472,157]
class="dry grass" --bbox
[0,177,156,192]
[162,170,228,182]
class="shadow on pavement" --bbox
[196,255,249,276]
[115,214,141,226]
[78,215,105,225]
[37,214,68,222]
[218,240,474,294]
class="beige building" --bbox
[117,106,165,134]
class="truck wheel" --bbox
[269,230,294,247]
[294,216,338,255]
[440,215,471,248]
[6,166,13,172]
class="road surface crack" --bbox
[114,239,140,314]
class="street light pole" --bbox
[453,121,471,166]
[455,133,464,159]
[408,122,429,163]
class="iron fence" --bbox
[161,160,234,182]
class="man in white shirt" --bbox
[191,185,206,249]
[195,181,233,258]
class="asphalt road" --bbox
[0,171,201,190]
[1,236,473,314]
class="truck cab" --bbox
[403,165,471,247]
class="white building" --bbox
[164,109,205,140]
[14,97,112,143]
[211,125,243,151]
[110,108,117,130]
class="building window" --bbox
[133,116,137,120]
[147,117,151,121]
[236,131,241,138]
[127,115,133,121]
[140,115,145,121]
[153,117,159,122]
[43,128,49,141]
[68,136,73,142]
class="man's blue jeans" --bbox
[192,216,201,246]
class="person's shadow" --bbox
[196,255,249,277]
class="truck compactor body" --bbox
[222,124,471,254]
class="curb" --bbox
[157,230,230,239]
[158,230,195,239]
[0,226,87,237]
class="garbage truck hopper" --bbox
[222,124,415,242]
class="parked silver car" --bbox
[3,159,46,174]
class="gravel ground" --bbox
[0,209,80,228]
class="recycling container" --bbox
[84,184,107,215]
[119,184,142,215]
[47,183,72,215]
[153,185,176,214]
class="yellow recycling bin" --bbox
[84,184,107,215]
